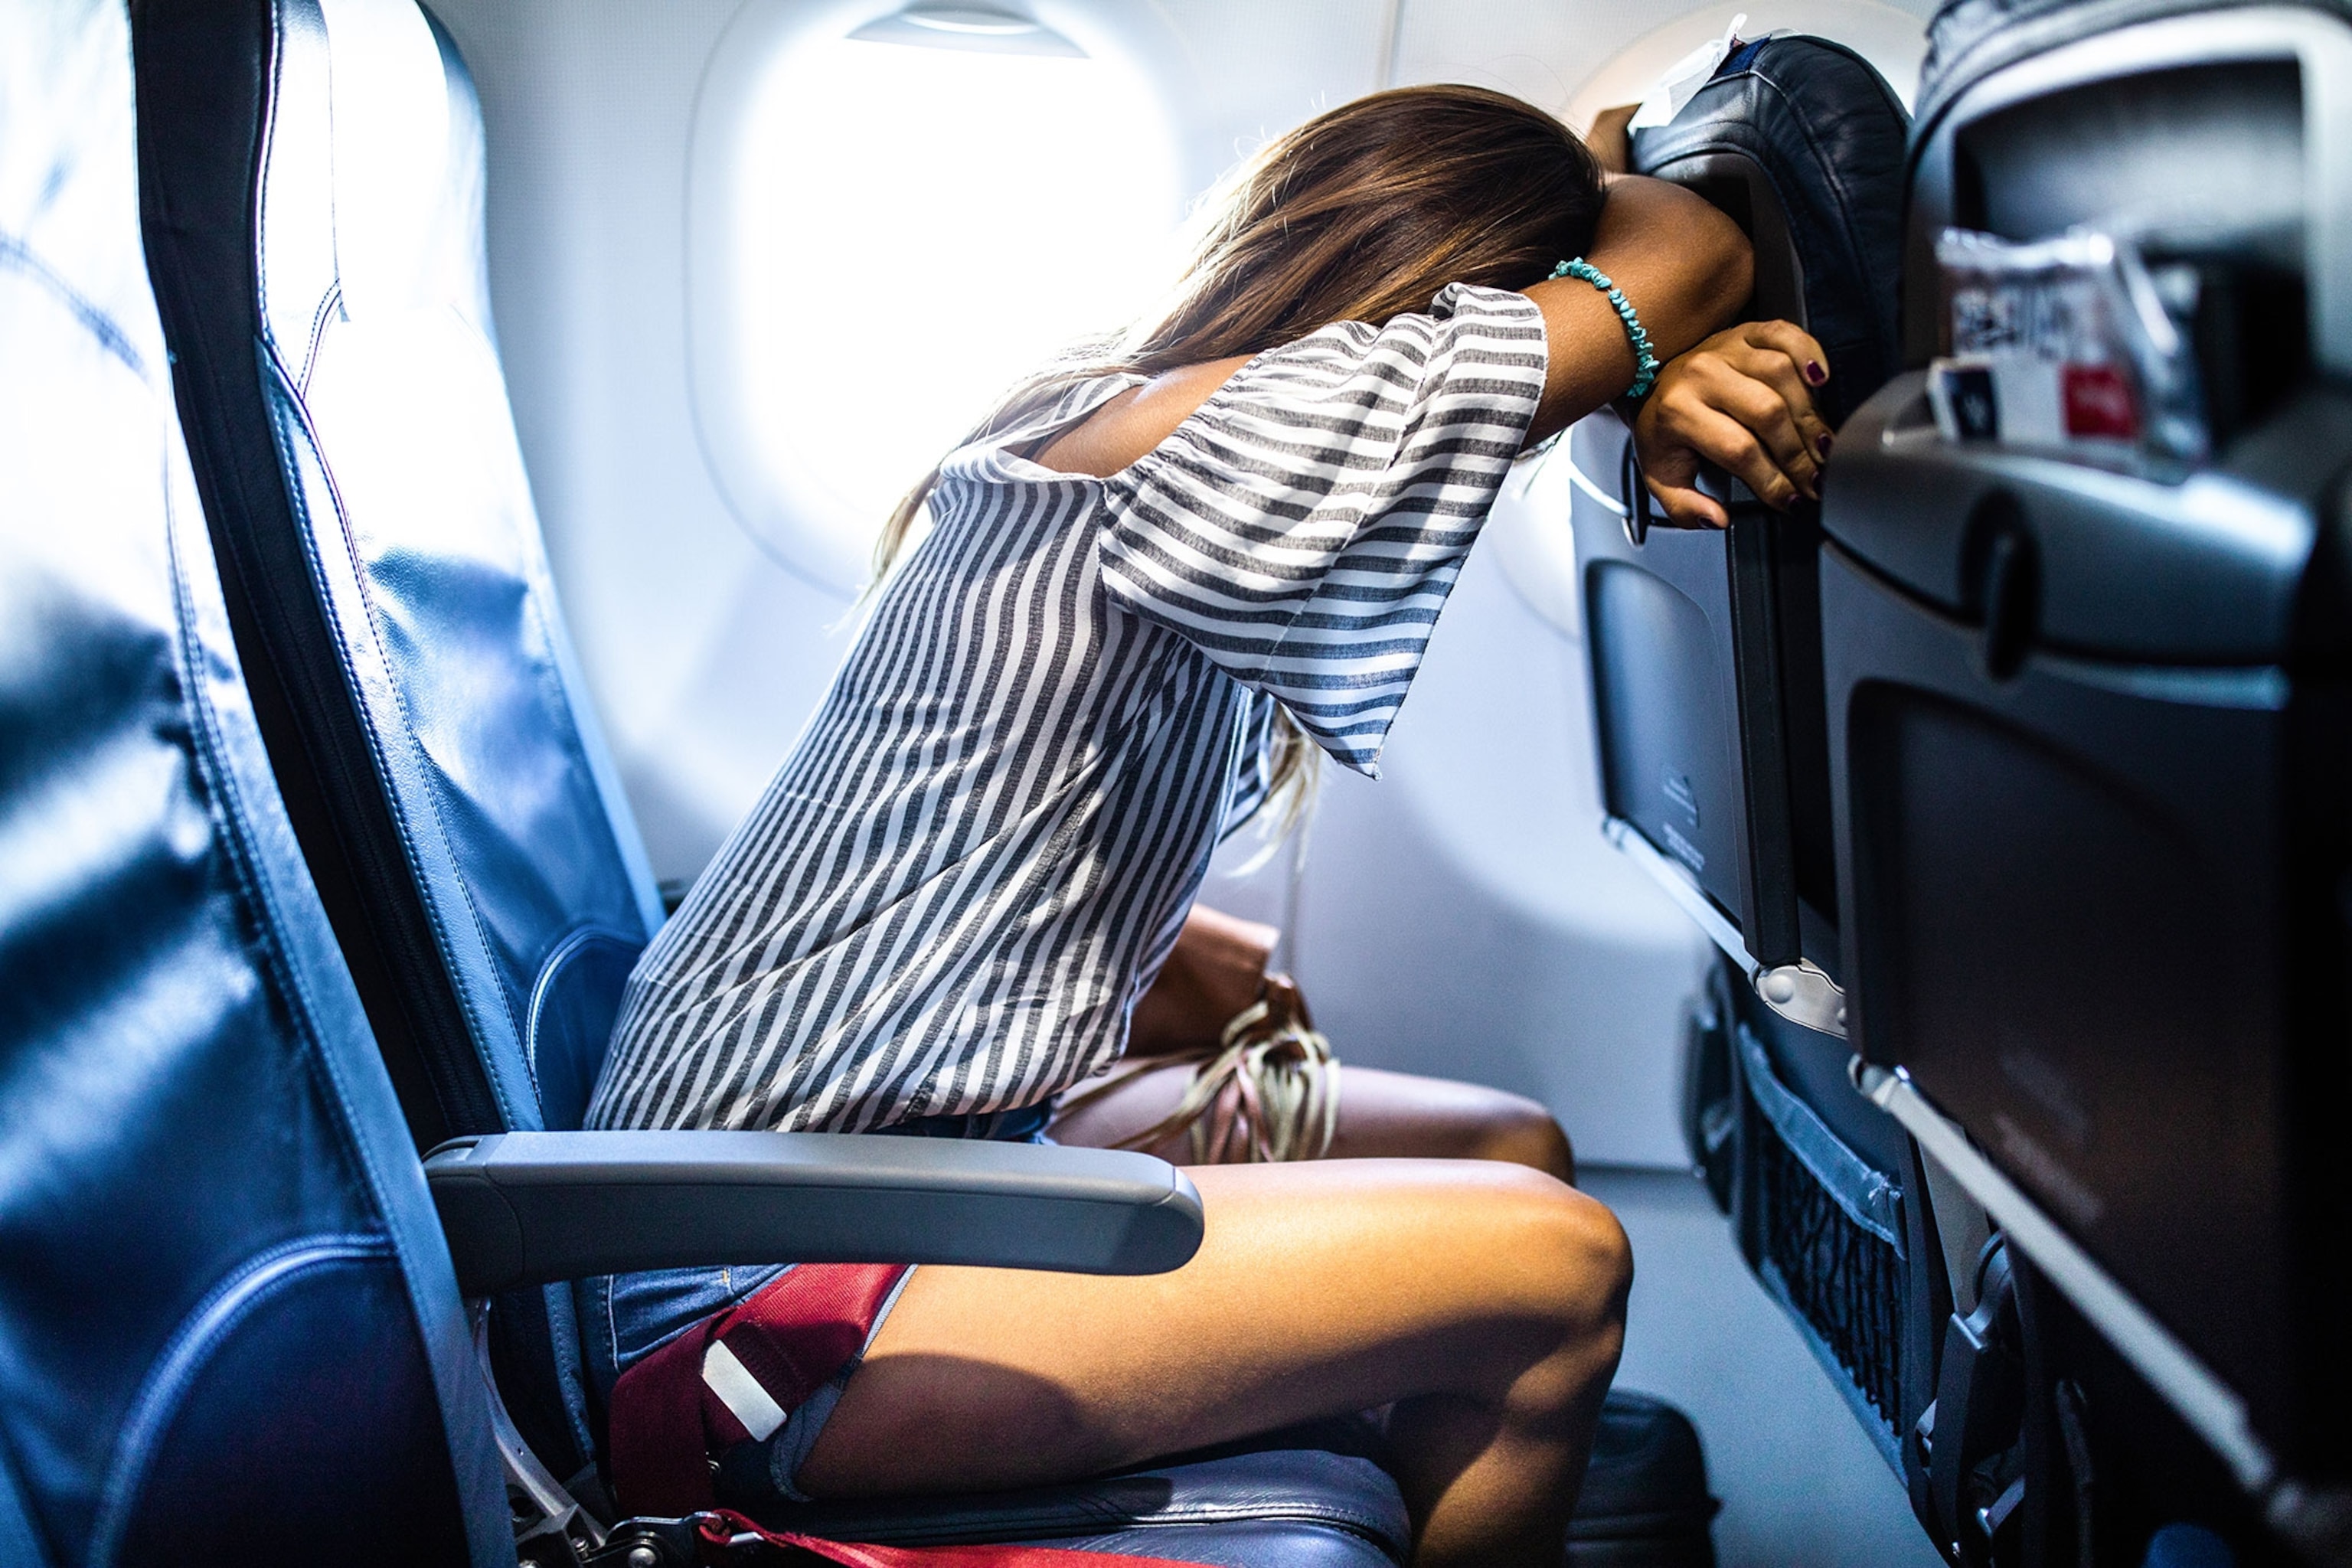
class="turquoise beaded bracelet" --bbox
[1551,257,1660,399]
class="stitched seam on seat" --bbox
[158,402,415,1244]
[524,924,641,1110]
[251,0,286,364]
[88,1236,394,1566]
[260,354,535,1118]
[296,279,341,397]
[0,237,145,373]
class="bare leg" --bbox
[1050,1061,1576,1181]
[800,1158,1631,1568]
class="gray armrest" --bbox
[423,1130,1204,1297]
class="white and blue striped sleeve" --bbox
[1096,283,1547,776]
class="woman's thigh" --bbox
[1050,1062,1574,1178]
[796,1157,1629,1498]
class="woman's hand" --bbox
[1522,178,1751,444]
[1633,322,1835,528]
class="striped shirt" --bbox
[584,283,1547,1134]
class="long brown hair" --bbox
[874,84,1603,836]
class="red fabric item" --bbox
[613,1269,1211,1566]
[609,1263,911,1517]
[694,1508,1211,1567]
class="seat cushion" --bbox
[739,1419,1408,1568]
[1015,1519,1397,1568]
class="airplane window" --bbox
[723,15,1181,586]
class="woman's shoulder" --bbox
[937,371,1147,489]
[1031,354,1255,480]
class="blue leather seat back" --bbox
[0,3,508,1560]
[134,0,662,1150]
[136,0,664,1501]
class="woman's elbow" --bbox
[1698,207,1755,322]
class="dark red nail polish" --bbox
[1817,433,1833,458]
[1805,360,1827,385]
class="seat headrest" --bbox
[318,0,482,326]
[255,0,491,358]
[1632,34,1911,425]
[1918,0,2350,139]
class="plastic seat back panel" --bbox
[1829,0,2352,1478]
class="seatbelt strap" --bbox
[609,1263,910,1517]
[693,1508,1207,1567]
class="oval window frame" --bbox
[685,0,1185,596]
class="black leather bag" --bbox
[1565,1393,1721,1567]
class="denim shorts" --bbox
[582,1102,1053,1504]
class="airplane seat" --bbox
[1,13,1256,1564]
[132,0,665,1498]
[130,0,662,1152]
[1564,33,1946,1486]
[126,0,1422,1560]
[1570,34,1908,1008]
[1825,0,2352,1557]
[0,0,508,1559]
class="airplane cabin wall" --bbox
[423,0,1933,1167]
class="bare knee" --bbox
[1542,1182,1632,1335]
[1498,1181,1631,1427]
[1469,1094,1576,1183]
[1452,1168,1632,1360]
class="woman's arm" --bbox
[1040,178,1769,485]
[1537,177,1843,528]
[1520,175,1753,445]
